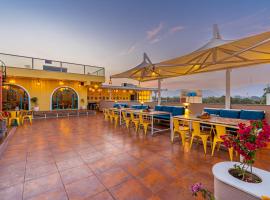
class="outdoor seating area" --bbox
[0,114,269,200]
[1,1,270,199]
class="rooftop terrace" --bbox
[0,114,269,200]
[0,52,105,77]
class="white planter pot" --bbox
[212,162,270,200]
[33,106,39,111]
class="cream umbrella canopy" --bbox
[111,53,163,105]
[155,25,270,108]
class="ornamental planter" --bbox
[212,162,270,200]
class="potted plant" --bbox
[212,120,270,200]
[191,183,215,200]
[31,97,39,111]
[221,120,270,183]
[80,98,86,109]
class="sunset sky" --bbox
[1,0,270,97]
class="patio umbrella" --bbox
[111,53,164,105]
[154,24,270,108]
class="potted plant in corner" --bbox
[212,120,270,200]
[80,98,86,110]
[31,97,39,111]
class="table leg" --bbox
[151,115,154,136]
[120,110,122,125]
[170,115,173,142]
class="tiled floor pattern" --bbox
[0,114,269,200]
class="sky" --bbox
[1,0,270,97]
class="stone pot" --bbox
[212,162,270,200]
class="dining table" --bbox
[172,114,250,142]
[125,109,172,136]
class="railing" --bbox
[0,52,105,77]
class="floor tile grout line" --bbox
[50,148,70,200]
[21,125,27,200]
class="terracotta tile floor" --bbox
[0,114,269,200]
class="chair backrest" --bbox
[192,121,201,134]
[215,125,226,139]
[173,118,180,130]
[10,111,18,118]
[139,113,143,123]
[122,111,127,120]
[130,112,136,120]
[110,110,115,116]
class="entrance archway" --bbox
[51,87,78,110]
[2,84,30,111]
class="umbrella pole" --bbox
[225,69,231,109]
[158,79,161,105]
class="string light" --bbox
[9,79,15,84]
[36,80,41,86]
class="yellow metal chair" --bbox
[111,110,119,128]
[139,113,150,135]
[21,110,33,125]
[8,111,21,126]
[122,111,131,129]
[211,125,234,161]
[172,118,190,145]
[189,121,210,154]
[130,112,139,132]
[108,110,114,123]
[103,109,109,121]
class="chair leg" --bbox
[29,117,32,124]
[114,118,118,128]
[143,124,148,135]
[180,132,186,146]
[133,122,138,132]
[228,147,233,161]
[189,135,195,149]
[125,121,129,129]
[211,139,217,156]
[171,131,176,143]
[201,137,208,154]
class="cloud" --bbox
[150,37,161,44]
[169,26,184,34]
[146,22,163,41]
[146,23,184,44]
[119,43,137,55]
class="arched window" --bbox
[52,87,78,110]
[2,84,30,111]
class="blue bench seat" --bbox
[131,105,149,110]
[154,105,185,120]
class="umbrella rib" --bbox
[196,51,213,70]
[231,44,270,55]
[217,37,270,63]
[184,51,212,74]
[218,47,250,61]
[184,50,210,65]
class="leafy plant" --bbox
[191,183,215,200]
[221,120,270,181]
[30,97,38,106]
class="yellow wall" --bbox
[6,78,88,111]
[88,89,153,102]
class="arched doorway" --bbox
[51,87,78,110]
[2,84,30,111]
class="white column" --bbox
[109,89,112,101]
[158,79,161,105]
[225,69,231,109]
